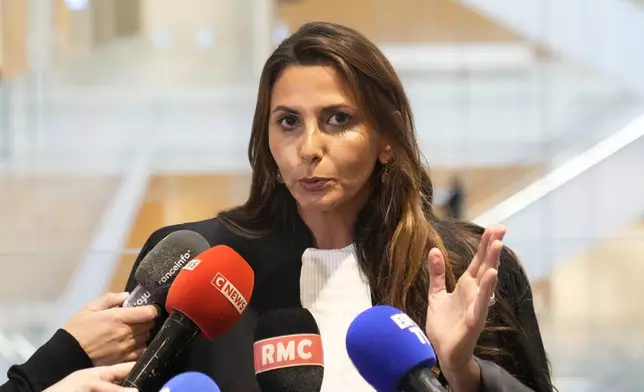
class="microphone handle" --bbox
[399,367,447,392]
[122,311,200,390]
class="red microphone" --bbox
[122,245,254,390]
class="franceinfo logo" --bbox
[158,251,193,285]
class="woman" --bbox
[125,22,554,392]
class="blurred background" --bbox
[1,0,643,390]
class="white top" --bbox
[300,244,375,391]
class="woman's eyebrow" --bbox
[271,104,355,115]
[271,105,298,114]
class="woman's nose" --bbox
[298,126,324,164]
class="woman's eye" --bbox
[278,115,299,130]
[328,112,351,126]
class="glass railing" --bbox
[0,84,11,163]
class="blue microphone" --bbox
[159,372,221,392]
[345,305,447,392]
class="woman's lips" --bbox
[298,178,331,192]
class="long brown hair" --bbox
[219,22,553,391]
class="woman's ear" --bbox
[378,110,403,164]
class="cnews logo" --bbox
[211,273,248,314]
[253,334,323,374]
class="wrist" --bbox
[443,357,481,392]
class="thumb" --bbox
[428,248,447,295]
[96,362,136,383]
[86,292,129,311]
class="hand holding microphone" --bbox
[72,230,206,369]
[62,292,159,367]
[122,245,255,391]
[43,362,138,392]
[424,225,505,390]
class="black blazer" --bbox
[124,217,552,392]
[0,330,93,392]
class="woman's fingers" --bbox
[118,330,149,360]
[130,321,155,336]
[113,305,160,325]
[473,268,498,322]
[90,380,137,392]
[131,331,150,349]
[465,228,491,277]
[466,226,504,276]
[112,321,154,345]
[96,362,136,383]
[125,332,150,351]
[123,347,146,363]
[428,248,447,295]
[85,292,129,312]
[476,238,503,284]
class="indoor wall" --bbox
[277,0,521,43]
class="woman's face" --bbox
[268,65,389,214]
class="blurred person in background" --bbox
[1,292,158,392]
[126,22,554,392]
[445,175,465,220]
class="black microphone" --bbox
[399,367,447,392]
[121,245,255,391]
[253,308,324,392]
[123,230,210,308]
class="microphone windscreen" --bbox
[345,305,437,392]
[134,230,210,304]
[253,308,324,392]
[159,371,220,392]
[166,245,254,340]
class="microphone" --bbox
[253,308,324,392]
[346,305,447,392]
[122,245,255,390]
[159,371,221,392]
[123,230,210,308]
